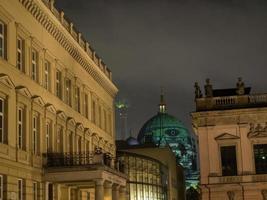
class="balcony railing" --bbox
[196,94,267,111]
[43,152,125,173]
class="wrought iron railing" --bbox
[43,152,125,173]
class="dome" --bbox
[126,136,139,146]
[137,112,190,146]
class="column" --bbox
[95,179,104,200]
[119,186,127,200]
[104,182,112,200]
[112,185,120,200]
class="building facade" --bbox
[116,141,185,200]
[192,78,267,200]
[0,0,127,199]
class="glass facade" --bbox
[118,152,168,200]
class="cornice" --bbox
[18,0,118,97]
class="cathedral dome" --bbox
[137,112,190,146]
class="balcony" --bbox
[43,151,127,186]
[208,174,267,184]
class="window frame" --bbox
[84,93,89,119]
[31,49,38,81]
[0,175,3,200]
[55,70,62,99]
[18,108,24,149]
[18,179,23,200]
[75,86,80,113]
[65,78,72,106]
[0,21,6,59]
[44,60,50,90]
[32,115,38,155]
[220,145,238,176]
[0,98,4,143]
[33,182,38,200]
[16,37,24,71]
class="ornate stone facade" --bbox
[0,0,127,199]
[192,79,267,200]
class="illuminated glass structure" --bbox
[137,93,198,188]
[118,152,168,200]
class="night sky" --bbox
[55,0,267,137]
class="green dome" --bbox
[137,113,190,145]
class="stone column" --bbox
[112,185,120,200]
[95,179,104,200]
[119,186,127,200]
[104,182,113,200]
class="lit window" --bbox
[0,98,5,143]
[220,146,237,176]
[75,86,80,112]
[18,108,24,149]
[0,21,6,59]
[33,182,38,200]
[254,144,267,174]
[92,101,96,124]
[0,175,3,200]
[17,37,24,71]
[32,116,38,155]
[31,49,38,81]
[84,94,89,119]
[55,70,62,99]
[46,122,51,153]
[65,78,71,106]
[18,179,23,200]
[44,61,50,90]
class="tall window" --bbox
[32,116,38,155]
[46,122,51,153]
[18,179,23,200]
[103,110,107,131]
[48,183,53,200]
[44,61,50,90]
[0,21,6,59]
[92,101,96,123]
[33,182,37,200]
[56,127,63,153]
[108,113,112,134]
[17,37,24,71]
[220,146,237,176]
[84,94,89,119]
[65,78,72,106]
[75,86,80,112]
[0,98,4,143]
[77,136,81,153]
[18,108,24,149]
[55,70,62,99]
[31,49,38,81]
[0,175,3,200]
[98,106,102,128]
[254,144,267,174]
[69,131,73,153]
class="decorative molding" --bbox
[227,191,235,200]
[18,0,118,97]
[15,85,32,98]
[45,103,56,114]
[215,133,240,140]
[0,73,15,89]
[31,95,45,107]
[248,123,267,138]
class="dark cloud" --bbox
[55,0,267,135]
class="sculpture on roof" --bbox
[194,82,202,99]
[236,77,245,95]
[204,78,213,97]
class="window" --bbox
[31,49,38,81]
[84,94,89,119]
[0,21,6,59]
[92,101,96,123]
[56,126,63,153]
[17,37,24,71]
[18,179,23,200]
[254,144,267,174]
[98,106,102,128]
[103,110,107,131]
[32,116,38,155]
[44,61,50,90]
[87,192,90,200]
[48,183,53,200]
[33,182,38,200]
[0,175,3,200]
[75,86,80,112]
[55,70,62,99]
[77,136,81,153]
[68,131,73,153]
[108,113,112,134]
[0,98,5,143]
[65,78,71,106]
[46,122,51,153]
[18,108,24,149]
[220,146,237,176]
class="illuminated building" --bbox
[116,140,186,200]
[0,0,127,199]
[192,78,267,199]
[137,93,198,188]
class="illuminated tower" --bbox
[116,100,129,140]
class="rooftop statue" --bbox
[204,78,213,97]
[194,82,202,99]
[236,77,245,95]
